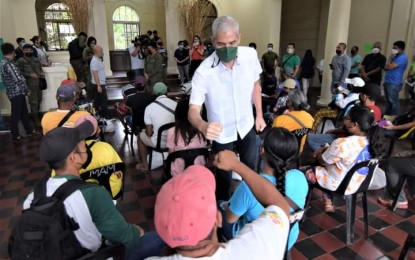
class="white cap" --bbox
[345,77,365,87]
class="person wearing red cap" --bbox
[150,152,290,259]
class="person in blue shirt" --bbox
[384,40,408,115]
[220,127,309,250]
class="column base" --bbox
[317,97,332,107]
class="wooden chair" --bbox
[306,159,379,244]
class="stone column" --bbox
[266,0,282,54]
[317,0,352,106]
[164,0,187,74]
[89,0,112,76]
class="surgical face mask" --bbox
[179,45,184,49]
[392,49,399,55]
[372,48,380,54]
[90,43,96,49]
[287,48,294,54]
[216,46,238,63]
[19,42,25,48]
[267,47,273,52]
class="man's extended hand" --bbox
[201,122,223,140]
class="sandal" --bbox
[324,198,335,213]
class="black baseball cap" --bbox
[39,121,94,163]
[352,82,381,101]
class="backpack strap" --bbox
[283,113,307,128]
[282,54,295,68]
[52,178,97,201]
[57,108,77,127]
[32,178,48,203]
[154,100,175,114]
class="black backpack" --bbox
[8,178,96,259]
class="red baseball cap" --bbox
[154,165,217,248]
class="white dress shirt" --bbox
[190,46,262,144]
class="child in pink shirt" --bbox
[167,98,207,177]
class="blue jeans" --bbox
[306,133,337,151]
[125,231,165,260]
[212,128,257,201]
[383,83,402,115]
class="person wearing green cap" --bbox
[136,82,177,171]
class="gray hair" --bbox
[212,16,240,37]
[287,89,310,111]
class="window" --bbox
[113,6,140,50]
[44,3,76,50]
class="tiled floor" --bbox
[0,87,415,259]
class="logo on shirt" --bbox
[262,212,285,228]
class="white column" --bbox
[317,0,352,106]
[90,0,112,76]
[267,0,282,53]
[164,0,187,74]
[40,65,70,112]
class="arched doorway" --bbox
[112,6,140,50]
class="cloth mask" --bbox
[336,50,342,55]
[216,46,238,63]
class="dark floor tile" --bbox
[395,219,415,233]
[136,188,155,198]
[394,208,415,219]
[130,173,146,181]
[305,204,323,218]
[118,201,141,212]
[29,166,46,173]
[144,208,154,220]
[329,224,361,244]
[8,175,26,183]
[327,208,346,224]
[365,215,391,231]
[0,208,14,218]
[299,218,324,236]
[331,246,364,260]
[368,232,400,253]
[0,189,21,199]
[24,179,37,188]
[294,238,326,259]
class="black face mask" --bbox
[81,147,93,169]
[25,53,33,57]
[351,51,356,55]
[336,50,342,55]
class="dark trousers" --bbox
[10,95,33,139]
[92,84,108,118]
[190,60,203,80]
[212,128,257,200]
[70,58,86,83]
[383,157,415,202]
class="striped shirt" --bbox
[0,58,28,99]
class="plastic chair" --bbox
[398,234,415,260]
[306,159,379,245]
[148,122,175,171]
[163,147,210,181]
[77,243,125,260]
[114,106,135,156]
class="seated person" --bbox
[51,115,125,199]
[311,77,363,133]
[261,68,278,121]
[125,77,154,132]
[307,82,382,151]
[378,154,415,209]
[166,97,206,177]
[220,128,308,251]
[41,83,89,134]
[381,104,415,140]
[150,156,291,259]
[25,120,164,259]
[273,78,297,116]
[302,106,387,212]
[272,89,314,152]
[278,67,300,90]
[136,82,177,171]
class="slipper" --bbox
[135,163,149,172]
